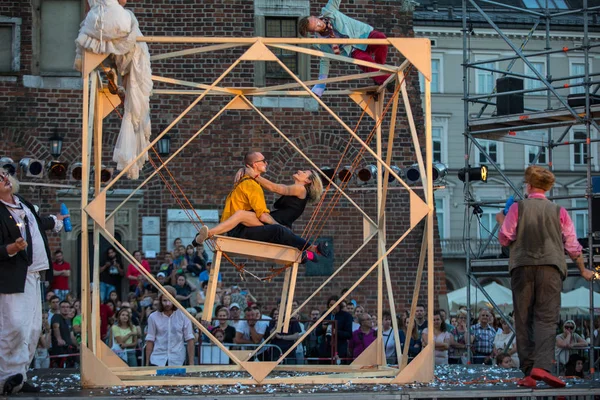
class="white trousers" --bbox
[0,272,42,388]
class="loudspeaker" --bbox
[496,77,524,116]
[592,198,600,232]
[567,94,600,107]
[593,176,600,234]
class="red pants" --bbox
[351,30,390,85]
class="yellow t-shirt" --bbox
[221,177,270,222]
[112,325,134,346]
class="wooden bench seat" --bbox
[202,235,301,333]
[210,235,301,265]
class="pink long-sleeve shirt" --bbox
[498,192,582,259]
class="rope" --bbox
[99,65,412,281]
[299,68,411,255]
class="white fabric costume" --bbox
[75,0,153,179]
[0,197,63,391]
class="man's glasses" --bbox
[253,159,267,164]
[565,326,575,330]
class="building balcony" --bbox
[440,238,503,258]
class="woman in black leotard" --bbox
[195,169,324,242]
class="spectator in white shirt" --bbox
[145,286,195,366]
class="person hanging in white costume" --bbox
[75,0,153,180]
[0,171,68,394]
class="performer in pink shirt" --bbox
[496,166,593,389]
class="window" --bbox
[477,139,500,166]
[253,0,310,99]
[265,17,298,79]
[432,127,443,163]
[36,0,82,74]
[0,17,21,73]
[479,206,497,239]
[572,130,588,166]
[475,61,495,94]
[525,145,547,164]
[420,57,441,93]
[167,209,219,259]
[572,199,588,238]
[570,61,590,95]
[523,0,567,9]
[434,196,447,239]
[524,61,545,95]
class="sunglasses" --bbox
[565,326,575,330]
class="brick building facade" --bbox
[0,0,446,314]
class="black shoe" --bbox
[386,81,396,94]
[20,381,40,393]
[2,373,23,395]
[316,242,331,258]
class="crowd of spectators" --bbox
[35,240,600,373]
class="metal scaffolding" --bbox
[461,0,600,371]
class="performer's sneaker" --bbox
[531,367,566,388]
[195,226,209,244]
[316,241,331,258]
[301,250,318,264]
[2,373,23,395]
[516,376,537,388]
[19,381,40,393]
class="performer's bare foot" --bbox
[195,226,209,244]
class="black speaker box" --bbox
[593,197,600,234]
[567,93,600,107]
[496,77,524,116]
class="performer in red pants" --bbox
[298,0,392,97]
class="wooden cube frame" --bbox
[78,36,435,387]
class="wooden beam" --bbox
[81,346,124,388]
[282,263,298,334]
[269,43,399,74]
[138,36,397,46]
[210,235,300,264]
[350,339,385,367]
[201,250,222,322]
[150,43,243,61]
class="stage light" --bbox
[320,167,336,181]
[0,157,16,175]
[70,162,83,181]
[387,165,403,183]
[93,165,114,184]
[405,164,421,184]
[19,158,44,178]
[357,165,377,182]
[47,161,68,180]
[458,165,488,183]
[432,162,448,182]
[338,166,353,182]
[100,166,113,184]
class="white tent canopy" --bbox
[560,286,600,315]
[446,282,513,313]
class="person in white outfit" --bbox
[145,285,195,366]
[0,170,66,394]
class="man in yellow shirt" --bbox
[198,152,319,263]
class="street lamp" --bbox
[49,132,63,158]
[157,135,171,157]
